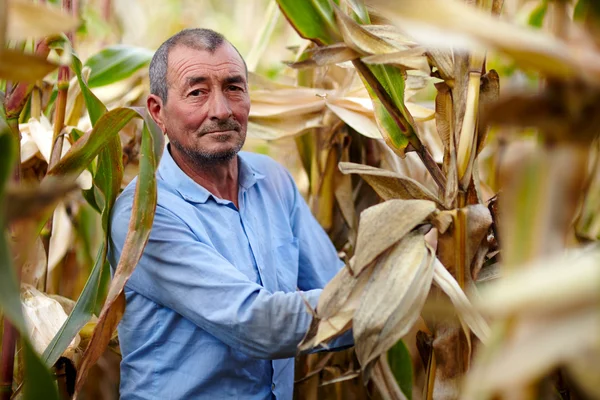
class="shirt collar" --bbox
[157,145,265,204]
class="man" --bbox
[109,28,349,399]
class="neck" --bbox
[170,145,240,207]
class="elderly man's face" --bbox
[152,43,250,164]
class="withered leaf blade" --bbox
[362,48,430,74]
[286,43,360,68]
[333,4,399,55]
[299,264,375,351]
[464,309,600,399]
[4,178,78,224]
[339,162,443,207]
[432,258,490,342]
[0,49,58,82]
[352,198,436,275]
[354,233,434,368]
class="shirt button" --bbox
[271,383,276,391]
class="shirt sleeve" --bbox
[110,198,321,360]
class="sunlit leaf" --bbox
[85,45,154,88]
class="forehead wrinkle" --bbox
[170,59,246,90]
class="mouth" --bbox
[203,129,237,135]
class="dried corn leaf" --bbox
[463,308,600,399]
[326,102,381,139]
[353,199,436,274]
[433,258,491,342]
[339,162,443,206]
[286,43,360,68]
[354,233,435,368]
[476,248,600,318]
[299,264,375,350]
[334,4,399,55]
[362,25,418,49]
[367,0,600,84]
[362,48,430,74]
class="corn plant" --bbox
[1,1,161,398]
[262,0,600,399]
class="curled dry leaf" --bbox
[339,161,443,207]
[432,258,491,342]
[354,232,435,369]
[286,43,360,68]
[362,48,430,74]
[333,4,399,55]
[21,284,80,361]
[299,263,375,351]
[352,198,437,274]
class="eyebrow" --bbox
[224,75,246,86]
[185,75,246,88]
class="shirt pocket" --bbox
[272,236,300,293]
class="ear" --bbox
[147,94,166,133]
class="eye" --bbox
[228,85,244,92]
[189,89,201,96]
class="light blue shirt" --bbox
[109,146,347,399]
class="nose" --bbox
[208,91,232,121]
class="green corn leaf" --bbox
[528,0,548,28]
[72,54,108,126]
[275,0,341,45]
[387,339,413,400]
[85,45,154,88]
[358,63,414,155]
[42,107,164,369]
[74,113,164,394]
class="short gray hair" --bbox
[149,28,247,103]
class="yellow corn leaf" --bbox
[463,308,600,399]
[339,162,443,206]
[362,48,430,74]
[352,199,436,275]
[247,115,323,140]
[7,0,80,40]
[286,43,360,68]
[476,249,600,318]
[0,49,57,82]
[299,263,375,350]
[325,102,381,139]
[333,3,398,55]
[362,25,418,49]
[432,258,491,342]
[354,232,434,368]
[367,0,600,83]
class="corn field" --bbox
[1,0,599,399]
